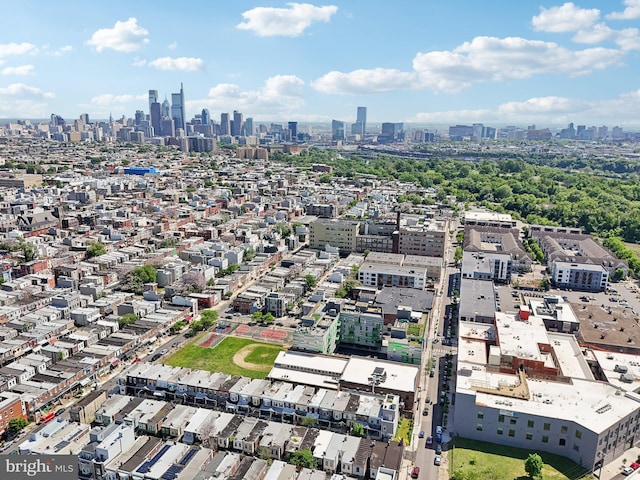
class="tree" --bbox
[351,423,365,437]
[131,265,157,284]
[304,274,317,291]
[181,271,206,293]
[8,418,28,435]
[301,416,317,427]
[86,242,107,258]
[200,309,218,328]
[17,238,37,263]
[263,312,274,324]
[290,448,316,469]
[454,246,463,262]
[252,311,263,321]
[524,453,543,479]
[244,248,256,262]
[118,313,139,329]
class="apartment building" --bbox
[453,312,640,471]
[309,219,359,251]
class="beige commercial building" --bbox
[309,219,359,251]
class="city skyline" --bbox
[2,1,640,126]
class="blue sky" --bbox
[2,1,640,128]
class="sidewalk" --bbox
[600,448,640,479]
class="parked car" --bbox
[160,349,168,355]
[623,466,634,476]
[54,408,66,417]
[434,455,442,466]
[426,435,433,445]
[419,431,425,438]
[151,353,162,361]
[422,407,429,416]
[436,443,442,454]
[411,466,420,478]
[436,425,443,434]
[426,396,431,404]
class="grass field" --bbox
[450,438,593,480]
[165,336,285,379]
[625,242,640,257]
[394,417,413,445]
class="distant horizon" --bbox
[3,2,640,127]
[2,118,639,134]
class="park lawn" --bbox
[451,438,593,480]
[165,336,284,379]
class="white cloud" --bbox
[572,24,614,43]
[607,0,640,20]
[532,2,600,32]
[311,68,416,94]
[615,28,640,50]
[0,42,38,58]
[311,36,623,95]
[52,45,73,57]
[190,75,305,118]
[132,57,146,67]
[0,83,54,117]
[413,90,640,126]
[86,18,149,52]
[90,93,146,106]
[1,65,34,76]
[497,96,586,115]
[412,37,623,92]
[237,3,338,37]
[148,56,204,72]
[168,42,177,50]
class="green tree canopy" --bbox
[118,313,139,329]
[132,265,157,284]
[304,274,317,291]
[87,242,107,258]
[524,453,543,479]
[290,448,316,469]
[351,423,365,437]
[8,417,28,435]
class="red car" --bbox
[411,466,420,478]
[631,462,640,470]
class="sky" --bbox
[2,1,640,128]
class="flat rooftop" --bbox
[457,361,640,434]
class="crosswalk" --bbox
[431,348,452,356]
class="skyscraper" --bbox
[288,122,298,142]
[232,110,243,136]
[220,113,230,135]
[148,90,158,115]
[171,83,185,132]
[332,120,346,141]
[150,102,161,135]
[245,118,253,136]
[201,108,210,126]
[351,106,366,137]
[161,98,170,118]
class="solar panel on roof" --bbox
[179,448,198,466]
[161,465,183,480]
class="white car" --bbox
[623,466,634,476]
[434,455,442,466]
[436,425,443,434]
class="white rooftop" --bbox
[340,357,418,393]
[457,360,640,434]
